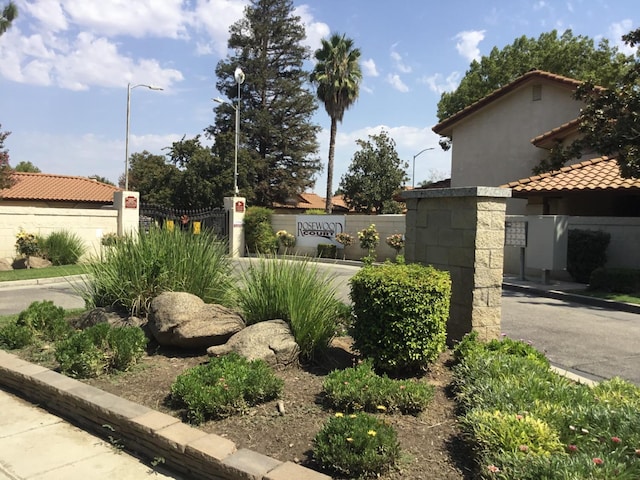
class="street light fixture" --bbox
[125,83,163,191]
[213,67,245,195]
[412,147,435,189]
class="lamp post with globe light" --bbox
[213,67,245,195]
[125,83,163,191]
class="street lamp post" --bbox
[125,82,163,191]
[213,67,245,195]
[412,147,435,188]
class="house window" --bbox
[532,84,542,101]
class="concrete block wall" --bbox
[271,214,405,262]
[0,350,330,480]
[403,187,511,343]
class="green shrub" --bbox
[322,360,434,414]
[55,323,146,378]
[316,243,336,258]
[237,256,342,361]
[16,300,72,342]
[313,412,401,477]
[244,207,277,254]
[304,209,326,215]
[40,230,87,265]
[350,263,450,375]
[567,229,610,283]
[589,267,640,294]
[461,410,564,457]
[170,353,283,423]
[81,227,233,316]
[0,323,34,349]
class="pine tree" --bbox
[207,0,321,206]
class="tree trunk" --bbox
[325,118,337,214]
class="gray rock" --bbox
[27,256,52,269]
[148,292,245,349]
[71,307,145,330]
[207,320,299,367]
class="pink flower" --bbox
[611,436,621,444]
[515,414,523,421]
[487,464,500,473]
[518,444,529,452]
[593,457,604,465]
[635,449,640,457]
[399,385,406,390]
[567,444,578,453]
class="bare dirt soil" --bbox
[82,337,476,480]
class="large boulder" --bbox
[0,258,12,271]
[207,320,299,367]
[148,292,245,349]
[27,256,52,269]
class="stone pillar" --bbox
[113,191,140,237]
[224,196,246,258]
[402,187,511,343]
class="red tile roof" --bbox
[0,172,120,203]
[501,157,640,195]
[531,118,581,149]
[433,70,603,136]
[273,192,350,211]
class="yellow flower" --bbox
[334,412,344,418]
[349,414,357,418]
[367,430,376,436]
[346,437,353,442]
[376,405,387,411]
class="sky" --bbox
[1,0,638,197]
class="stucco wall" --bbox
[450,80,583,214]
[0,206,119,261]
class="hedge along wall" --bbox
[271,214,406,261]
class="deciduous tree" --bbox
[14,161,40,173]
[0,124,14,189]
[339,131,408,214]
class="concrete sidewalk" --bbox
[0,388,181,480]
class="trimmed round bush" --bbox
[350,263,451,375]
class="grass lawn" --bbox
[568,288,640,305]
[0,264,86,283]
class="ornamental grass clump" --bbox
[81,226,233,317]
[313,412,400,477]
[237,256,343,361]
[170,353,283,424]
[322,360,434,414]
[39,230,87,265]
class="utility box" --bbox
[525,215,568,271]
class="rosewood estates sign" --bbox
[295,215,346,248]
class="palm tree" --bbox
[311,33,362,213]
[0,2,17,36]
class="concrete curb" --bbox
[0,350,330,480]
[0,274,87,289]
[502,282,640,315]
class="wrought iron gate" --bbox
[139,204,229,239]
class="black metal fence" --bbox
[139,204,229,239]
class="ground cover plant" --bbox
[453,332,640,479]
[170,352,284,424]
[0,300,72,349]
[80,226,233,316]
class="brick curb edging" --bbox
[0,350,330,480]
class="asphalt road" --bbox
[1,261,638,385]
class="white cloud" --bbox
[390,49,411,73]
[361,58,379,77]
[294,4,330,52]
[22,0,68,32]
[454,30,485,62]
[386,73,408,93]
[421,71,461,94]
[193,0,248,56]
[610,20,637,56]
